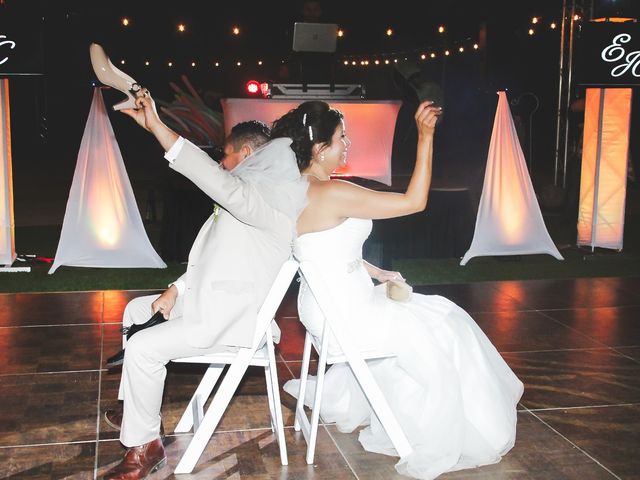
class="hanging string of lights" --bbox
[114,16,564,70]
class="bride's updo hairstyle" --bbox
[271,100,344,172]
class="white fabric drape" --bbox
[49,88,166,273]
[0,79,16,267]
[460,91,563,265]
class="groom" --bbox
[102,90,306,480]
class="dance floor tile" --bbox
[472,310,603,353]
[0,371,99,446]
[493,277,640,311]
[415,282,528,313]
[536,405,640,479]
[0,325,102,374]
[0,291,104,327]
[276,316,307,361]
[503,349,640,409]
[614,346,640,363]
[327,412,614,479]
[3,275,639,478]
[102,290,159,324]
[0,441,97,479]
[541,306,640,348]
[97,427,355,479]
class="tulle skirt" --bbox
[284,290,524,479]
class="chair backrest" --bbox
[297,260,390,362]
[296,259,412,457]
[250,258,300,348]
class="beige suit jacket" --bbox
[169,139,298,349]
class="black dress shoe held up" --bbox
[106,312,167,369]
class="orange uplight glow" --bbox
[0,79,15,265]
[577,88,631,250]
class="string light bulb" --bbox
[444,50,450,56]
[532,16,539,24]
[438,25,445,33]
[386,28,393,36]
[145,61,150,66]
[473,43,479,49]
[528,28,535,35]
[550,22,557,29]
[458,46,464,52]
[232,26,240,35]
[168,61,173,67]
[121,18,129,27]
[337,29,344,37]
[191,61,196,67]
[177,24,186,32]
[120,60,125,65]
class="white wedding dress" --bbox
[284,217,524,479]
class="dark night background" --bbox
[1,0,638,259]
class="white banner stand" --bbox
[0,78,19,269]
[461,91,563,265]
[49,88,166,273]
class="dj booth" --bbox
[221,92,401,186]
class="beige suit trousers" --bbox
[117,295,236,447]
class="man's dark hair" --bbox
[228,120,271,150]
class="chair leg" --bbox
[264,364,277,433]
[174,349,253,474]
[306,333,330,465]
[294,332,313,432]
[265,336,288,466]
[174,364,224,433]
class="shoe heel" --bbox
[112,92,137,111]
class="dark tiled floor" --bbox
[1,277,639,479]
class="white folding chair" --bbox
[169,258,299,474]
[294,260,413,464]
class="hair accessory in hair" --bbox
[302,113,307,126]
[308,125,314,141]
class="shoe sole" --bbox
[106,358,123,368]
[150,457,167,475]
[104,412,121,431]
[103,412,166,439]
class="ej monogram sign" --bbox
[577,22,640,87]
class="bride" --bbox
[270,100,524,479]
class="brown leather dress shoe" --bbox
[104,409,165,438]
[103,438,166,480]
